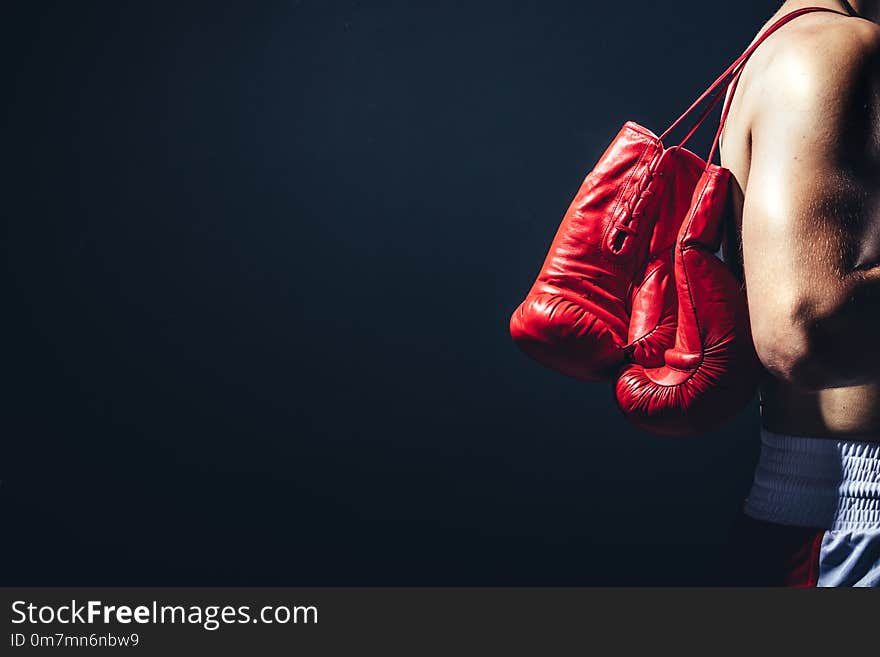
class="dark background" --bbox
[4,1,774,584]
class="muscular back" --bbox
[719,5,880,437]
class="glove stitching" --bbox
[601,137,656,263]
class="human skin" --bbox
[719,0,880,437]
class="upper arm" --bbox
[740,23,880,384]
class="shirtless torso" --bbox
[719,0,880,439]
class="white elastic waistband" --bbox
[744,429,880,531]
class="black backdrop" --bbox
[4,1,775,585]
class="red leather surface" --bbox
[510,122,670,382]
[615,166,761,436]
[625,146,704,368]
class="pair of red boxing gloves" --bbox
[510,8,846,437]
[509,121,761,437]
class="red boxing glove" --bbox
[615,167,761,436]
[509,123,702,382]
[625,146,704,368]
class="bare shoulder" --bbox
[745,13,880,114]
